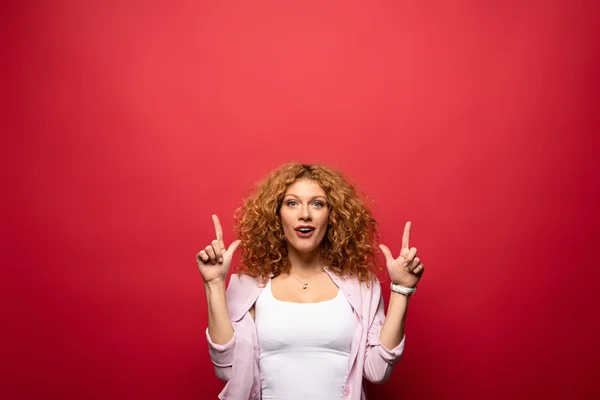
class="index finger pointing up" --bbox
[212,214,224,241]
[402,221,412,250]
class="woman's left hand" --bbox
[379,221,424,288]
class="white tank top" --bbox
[255,280,355,400]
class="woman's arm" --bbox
[205,281,256,383]
[198,215,241,344]
[379,292,409,350]
[363,282,406,384]
[197,215,242,381]
[363,221,425,382]
[204,279,237,382]
[378,221,425,350]
[205,278,234,344]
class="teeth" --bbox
[299,228,313,233]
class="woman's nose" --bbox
[298,205,311,221]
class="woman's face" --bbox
[280,178,330,255]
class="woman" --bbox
[196,163,425,400]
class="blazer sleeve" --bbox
[362,279,405,384]
[206,327,236,382]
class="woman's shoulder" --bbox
[328,270,382,297]
[227,272,264,290]
[226,273,266,321]
[337,271,381,288]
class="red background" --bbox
[3,1,599,399]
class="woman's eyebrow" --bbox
[284,195,328,202]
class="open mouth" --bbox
[295,226,316,237]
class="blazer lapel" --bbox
[325,268,363,320]
[226,274,265,322]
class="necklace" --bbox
[293,270,323,289]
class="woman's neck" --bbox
[287,246,323,274]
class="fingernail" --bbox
[403,262,408,267]
[218,257,223,263]
[212,260,216,265]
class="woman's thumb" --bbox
[379,244,393,262]
[227,240,241,255]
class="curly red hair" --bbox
[234,163,379,284]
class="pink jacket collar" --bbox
[226,267,365,322]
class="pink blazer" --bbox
[206,268,405,400]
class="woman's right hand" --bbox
[196,214,241,285]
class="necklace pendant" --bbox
[302,284,308,289]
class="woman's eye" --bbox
[287,200,298,206]
[313,201,323,207]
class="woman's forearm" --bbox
[205,279,234,344]
[379,292,409,350]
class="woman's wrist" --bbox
[390,282,417,295]
[204,277,227,292]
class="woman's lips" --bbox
[295,229,315,238]
[295,227,315,238]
